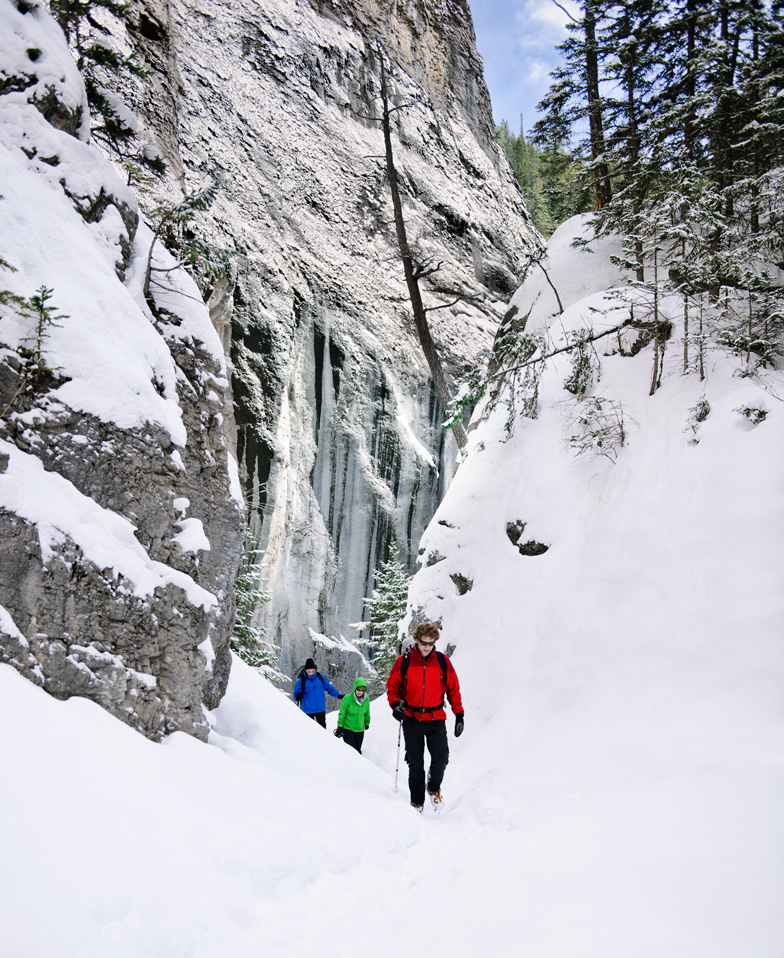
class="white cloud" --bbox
[514,0,578,51]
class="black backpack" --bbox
[294,665,325,697]
[398,649,449,706]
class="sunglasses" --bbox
[356,688,366,695]
[417,639,436,647]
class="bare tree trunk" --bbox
[378,51,467,449]
[699,294,705,380]
[585,0,612,208]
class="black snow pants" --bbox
[402,716,449,806]
[307,711,326,728]
[341,729,364,753]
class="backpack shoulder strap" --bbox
[435,650,448,686]
[399,650,412,700]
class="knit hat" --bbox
[304,658,317,670]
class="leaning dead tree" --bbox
[376,49,468,450]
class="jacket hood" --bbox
[352,677,368,693]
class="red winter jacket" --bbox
[386,647,463,722]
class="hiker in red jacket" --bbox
[386,621,464,811]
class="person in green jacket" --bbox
[335,677,370,753]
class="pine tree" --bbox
[534,0,784,375]
[496,120,588,235]
[352,541,412,685]
[231,529,287,684]
[532,0,613,210]
[49,0,164,180]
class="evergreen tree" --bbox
[352,541,412,685]
[496,120,589,235]
[532,0,613,210]
[49,0,164,181]
[231,529,287,684]
[533,0,784,372]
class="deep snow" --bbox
[1,1,782,946]
[2,212,784,956]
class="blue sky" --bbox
[469,0,578,135]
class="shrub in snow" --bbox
[144,182,230,302]
[562,330,599,396]
[562,396,626,462]
[735,405,768,426]
[684,397,711,444]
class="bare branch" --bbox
[490,319,633,380]
[424,297,466,314]
[536,258,564,314]
[550,0,579,25]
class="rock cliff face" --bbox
[117,0,537,680]
[0,0,244,740]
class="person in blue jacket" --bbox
[293,658,342,727]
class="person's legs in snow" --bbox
[402,716,427,806]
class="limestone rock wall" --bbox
[0,0,244,740]
[95,0,538,684]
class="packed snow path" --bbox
[2,658,782,957]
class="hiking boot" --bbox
[411,802,424,812]
[427,787,444,808]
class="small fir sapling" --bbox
[1,285,67,417]
[143,182,230,302]
[735,405,768,426]
[684,396,711,444]
[20,286,66,388]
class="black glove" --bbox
[338,693,344,699]
[295,693,302,704]
[454,714,464,737]
[334,727,344,738]
[392,701,406,722]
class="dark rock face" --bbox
[0,0,244,740]
[0,364,242,739]
[450,572,473,595]
[506,520,549,557]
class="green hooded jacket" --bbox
[337,677,370,732]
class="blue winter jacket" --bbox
[293,671,341,714]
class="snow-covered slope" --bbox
[2,216,782,956]
[408,215,784,728]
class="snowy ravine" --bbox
[2,216,782,956]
